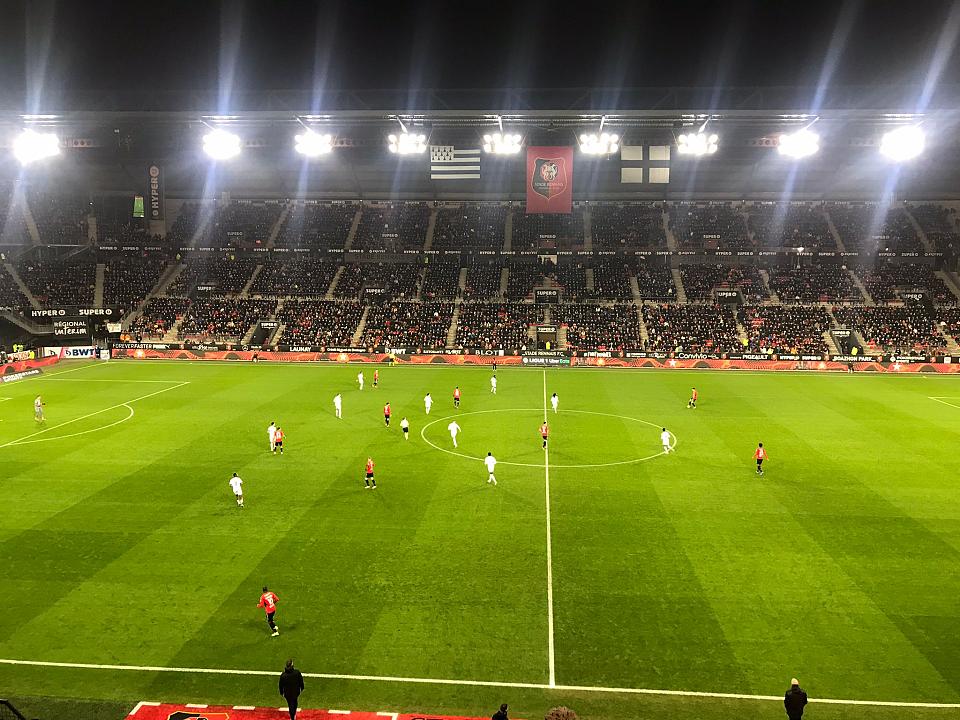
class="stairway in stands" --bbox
[671,267,688,303]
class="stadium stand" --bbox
[0,181,29,246]
[590,203,666,250]
[505,262,544,301]
[463,262,502,300]
[28,189,90,245]
[352,202,430,251]
[679,264,768,303]
[556,303,641,351]
[858,263,954,305]
[669,202,752,251]
[275,201,355,249]
[17,258,96,305]
[826,203,921,253]
[633,263,676,301]
[455,303,543,350]
[420,261,461,301]
[277,299,364,347]
[360,301,454,349]
[593,259,636,300]
[512,206,584,251]
[642,303,741,353]
[431,203,506,251]
[168,257,258,296]
[907,203,960,252]
[95,196,153,246]
[178,298,277,342]
[747,202,835,249]
[250,259,337,297]
[740,305,831,354]
[553,265,588,301]
[0,265,28,309]
[129,297,190,339]
[833,306,946,354]
[103,257,167,314]
[767,264,861,304]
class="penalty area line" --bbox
[0,381,190,448]
[1,659,957,709]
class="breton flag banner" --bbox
[620,145,671,184]
[430,146,481,180]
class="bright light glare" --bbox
[778,129,820,159]
[388,132,427,154]
[295,130,333,157]
[677,132,719,156]
[202,129,242,160]
[482,132,522,154]
[13,129,60,165]
[579,132,619,155]
[880,126,925,161]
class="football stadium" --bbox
[2,2,960,720]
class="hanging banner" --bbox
[526,146,573,214]
[148,164,164,220]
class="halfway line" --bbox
[0,659,956,709]
[542,369,556,688]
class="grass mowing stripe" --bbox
[1,658,959,708]
[543,369,556,688]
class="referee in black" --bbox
[279,658,305,719]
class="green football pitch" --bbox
[2,359,960,720]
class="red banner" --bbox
[526,146,573,214]
[128,702,487,720]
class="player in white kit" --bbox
[267,421,277,451]
[34,395,45,422]
[333,393,342,418]
[447,420,461,448]
[490,376,497,394]
[357,371,364,390]
[424,392,433,414]
[484,452,497,485]
[551,393,559,413]
[660,427,673,453]
[229,472,244,508]
[400,417,409,440]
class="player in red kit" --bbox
[364,457,376,489]
[453,386,461,408]
[258,586,280,636]
[374,369,379,388]
[753,442,768,475]
[273,427,284,455]
[540,421,549,449]
[687,387,698,409]
[383,402,391,427]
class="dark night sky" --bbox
[1,0,959,104]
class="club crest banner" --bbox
[526,146,573,214]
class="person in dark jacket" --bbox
[279,658,305,719]
[491,703,508,720]
[784,678,808,720]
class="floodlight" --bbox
[202,129,242,160]
[677,132,718,156]
[778,129,820,159]
[579,132,619,155]
[295,130,333,157]
[388,132,427,154]
[482,132,522,154]
[13,129,60,165]
[880,126,924,162]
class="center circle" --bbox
[419,408,676,468]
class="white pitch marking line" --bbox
[329,711,352,714]
[420,409,676,468]
[44,378,189,384]
[3,659,957,709]
[928,396,960,409]
[129,701,161,716]
[0,381,189,449]
[232,707,257,711]
[5,404,135,446]
[543,369,556,688]
[376,713,399,720]
[185,704,208,709]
